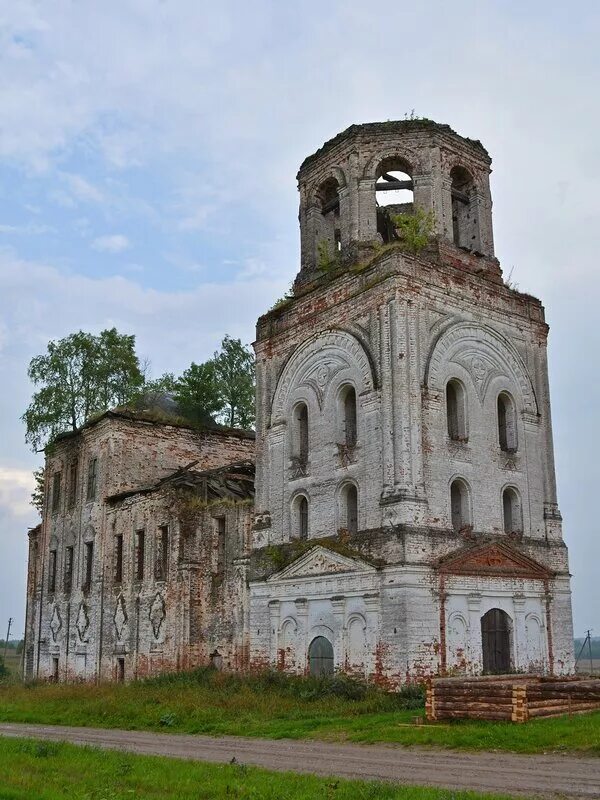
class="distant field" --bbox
[575,658,600,674]
[1,649,22,677]
[0,669,599,756]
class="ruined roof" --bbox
[53,408,255,446]
[107,460,255,504]
[298,118,489,175]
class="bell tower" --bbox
[250,118,574,680]
[296,119,495,283]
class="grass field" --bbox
[1,669,599,755]
[0,650,21,678]
[0,736,525,800]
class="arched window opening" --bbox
[450,479,471,532]
[375,157,414,244]
[446,380,467,441]
[308,636,334,676]
[295,495,309,540]
[344,484,358,535]
[497,393,518,452]
[342,386,357,448]
[316,177,341,262]
[451,166,478,250]
[503,488,523,535]
[293,403,309,464]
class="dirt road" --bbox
[0,722,599,798]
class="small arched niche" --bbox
[502,487,523,535]
[451,166,480,251]
[497,392,518,452]
[375,156,414,244]
[446,379,467,441]
[450,478,471,532]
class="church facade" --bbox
[24,120,575,684]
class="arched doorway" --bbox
[308,636,334,676]
[481,609,512,674]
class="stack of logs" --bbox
[426,675,600,723]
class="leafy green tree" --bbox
[213,335,255,429]
[174,361,222,424]
[173,337,255,429]
[31,467,45,515]
[22,328,144,451]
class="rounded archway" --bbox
[481,608,512,674]
[308,636,334,676]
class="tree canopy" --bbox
[22,328,144,451]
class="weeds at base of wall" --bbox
[143,667,426,707]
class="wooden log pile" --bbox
[426,675,600,723]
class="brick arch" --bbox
[362,146,421,180]
[304,166,348,202]
[425,321,539,416]
[271,329,376,424]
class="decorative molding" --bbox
[271,330,376,423]
[437,541,552,580]
[76,602,90,642]
[268,546,376,582]
[425,321,539,416]
[149,593,166,639]
[50,604,62,643]
[113,595,127,640]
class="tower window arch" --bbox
[375,156,414,244]
[450,166,479,250]
[446,379,467,441]
[502,487,523,534]
[293,494,309,540]
[497,392,518,452]
[450,479,471,532]
[293,402,309,464]
[316,177,341,259]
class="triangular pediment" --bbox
[437,541,552,580]
[268,545,376,582]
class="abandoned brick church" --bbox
[24,120,575,684]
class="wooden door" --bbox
[481,608,511,674]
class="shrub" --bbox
[392,208,435,254]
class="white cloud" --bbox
[92,234,130,253]
[0,222,54,235]
[0,467,35,518]
[64,173,104,204]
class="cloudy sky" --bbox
[1,2,598,641]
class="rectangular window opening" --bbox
[52,472,62,514]
[83,541,94,591]
[68,461,78,508]
[114,534,123,584]
[135,529,145,581]
[87,458,98,501]
[48,549,57,593]
[155,526,169,581]
[64,546,73,593]
[117,657,125,683]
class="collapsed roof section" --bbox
[107,460,255,505]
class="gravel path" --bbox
[1,722,599,798]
